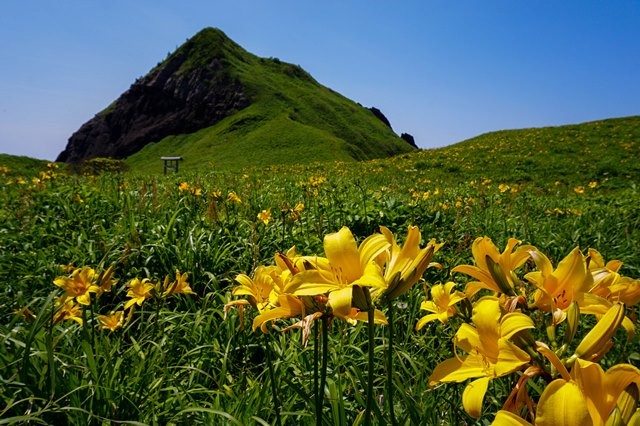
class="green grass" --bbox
[406,115,640,187]
[1,116,639,424]
[0,154,51,177]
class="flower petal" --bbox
[491,410,532,426]
[429,354,485,385]
[462,376,491,419]
[452,265,498,292]
[535,379,592,426]
[602,362,640,420]
[500,312,535,339]
[359,233,390,268]
[324,227,361,283]
[470,297,501,356]
[416,313,440,330]
[455,323,482,354]
[327,286,355,319]
[493,338,531,377]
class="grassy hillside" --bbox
[124,28,413,173]
[0,154,51,177]
[398,116,640,187]
[2,116,638,187]
[2,114,639,425]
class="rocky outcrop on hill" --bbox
[57,29,250,163]
[368,107,392,129]
[401,133,418,149]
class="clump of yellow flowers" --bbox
[226,227,640,424]
[51,265,195,332]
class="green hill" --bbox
[401,116,640,186]
[0,154,51,177]
[58,28,415,173]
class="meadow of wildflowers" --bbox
[1,140,639,425]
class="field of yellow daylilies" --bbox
[1,146,639,424]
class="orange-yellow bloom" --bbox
[452,237,533,298]
[98,311,124,331]
[429,297,534,418]
[226,248,313,332]
[535,353,640,426]
[163,270,195,297]
[53,266,100,306]
[588,248,640,305]
[376,225,443,301]
[124,278,155,310]
[416,282,466,329]
[291,226,389,323]
[227,191,241,203]
[52,297,83,325]
[257,208,273,225]
[525,247,610,323]
[96,265,116,295]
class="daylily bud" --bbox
[387,245,436,301]
[627,410,640,426]
[510,270,522,293]
[485,256,516,296]
[382,271,402,302]
[574,303,625,361]
[606,382,638,426]
[546,324,557,344]
[564,302,580,346]
[352,285,371,311]
[460,297,473,320]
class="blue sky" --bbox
[1,1,638,161]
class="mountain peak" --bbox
[57,28,415,167]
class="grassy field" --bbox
[1,117,639,425]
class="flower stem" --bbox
[365,306,375,426]
[320,315,329,424]
[387,300,396,425]
[264,334,282,426]
[314,318,320,426]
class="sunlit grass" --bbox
[1,123,639,424]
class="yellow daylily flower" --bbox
[452,237,533,298]
[163,270,195,297]
[291,226,390,322]
[124,278,155,310]
[609,276,640,306]
[416,282,466,329]
[376,225,443,302]
[95,265,116,295]
[53,266,100,306]
[586,249,640,306]
[257,208,273,225]
[535,357,640,426]
[52,297,83,325]
[253,294,305,332]
[526,247,603,323]
[429,297,534,418]
[588,248,623,298]
[226,248,322,332]
[227,191,241,203]
[98,311,124,331]
[232,265,280,312]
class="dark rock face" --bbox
[57,40,250,163]
[400,132,418,148]
[367,107,392,129]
